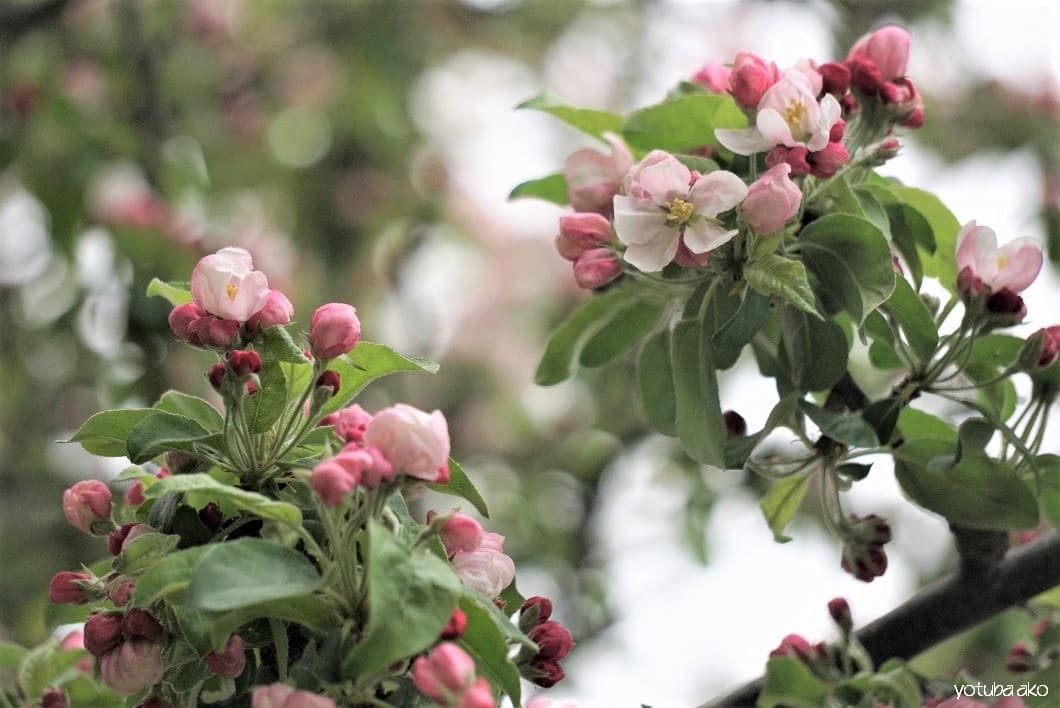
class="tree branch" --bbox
[0,0,70,40]
[702,530,1060,707]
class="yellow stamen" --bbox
[664,198,695,226]
[225,283,239,301]
[783,99,807,131]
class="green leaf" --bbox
[208,594,336,650]
[517,92,624,139]
[713,289,771,352]
[797,214,895,324]
[63,408,154,457]
[622,93,746,152]
[671,318,725,467]
[889,185,960,291]
[1036,454,1060,528]
[133,545,212,606]
[18,640,90,702]
[579,300,663,368]
[535,289,633,385]
[884,278,938,363]
[322,341,439,415]
[758,656,830,708]
[115,532,181,573]
[459,594,525,705]
[508,173,569,205]
[724,393,800,469]
[146,278,193,305]
[799,401,879,448]
[636,330,677,437]
[427,458,490,518]
[887,202,933,288]
[0,640,27,669]
[760,473,811,543]
[778,306,848,392]
[154,390,224,431]
[144,474,302,525]
[188,538,323,612]
[126,411,215,464]
[243,361,287,434]
[744,254,819,316]
[342,521,461,678]
[258,326,310,365]
[968,334,1025,369]
[896,407,957,444]
[893,439,1039,529]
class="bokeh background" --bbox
[2,0,1060,705]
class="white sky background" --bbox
[408,1,1060,705]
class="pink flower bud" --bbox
[251,683,336,708]
[168,302,206,343]
[59,630,94,673]
[564,133,633,216]
[440,513,485,556]
[555,213,614,261]
[100,639,165,696]
[246,290,294,333]
[847,25,911,82]
[1006,641,1035,673]
[900,105,924,129]
[357,445,395,487]
[48,571,92,604]
[311,459,358,507]
[828,118,845,143]
[315,370,341,396]
[206,634,246,678]
[529,621,574,661]
[460,678,495,708]
[769,633,815,661]
[412,642,477,703]
[191,247,271,323]
[124,480,145,507]
[41,688,69,708]
[363,404,450,481]
[441,608,469,640]
[765,146,811,177]
[740,164,802,234]
[808,141,850,179]
[187,315,241,349]
[107,579,136,607]
[63,480,112,535]
[227,349,262,376]
[572,248,621,290]
[729,51,780,110]
[690,61,732,93]
[122,609,164,642]
[818,62,851,95]
[452,547,516,599]
[1037,326,1060,367]
[827,597,852,632]
[309,303,361,360]
[84,612,124,657]
[323,404,373,443]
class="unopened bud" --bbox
[818,62,851,95]
[168,302,206,343]
[227,349,261,376]
[528,621,574,661]
[827,597,853,633]
[63,480,113,535]
[48,571,93,605]
[84,612,124,657]
[723,410,747,438]
[100,639,165,696]
[440,608,468,640]
[205,634,246,678]
[207,362,226,390]
[520,596,554,633]
[1006,641,1035,673]
[309,303,361,360]
[107,579,136,607]
[41,688,69,708]
[572,248,621,289]
[527,657,566,688]
[316,370,341,396]
[122,609,164,642]
[198,502,224,530]
[245,290,294,333]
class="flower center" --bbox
[664,198,695,226]
[225,283,239,301]
[783,99,807,132]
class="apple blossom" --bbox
[439,512,485,556]
[100,639,165,695]
[63,480,112,535]
[191,247,270,322]
[168,302,205,342]
[460,678,496,708]
[319,403,373,443]
[412,642,476,703]
[309,303,360,360]
[363,403,450,481]
[451,544,516,599]
[740,163,801,234]
[612,150,747,272]
[847,25,910,82]
[246,289,294,332]
[955,221,1043,295]
[563,132,633,215]
[690,61,731,93]
[729,51,780,110]
[59,630,94,673]
[572,248,621,289]
[716,72,841,157]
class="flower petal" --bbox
[955,221,998,281]
[994,237,1043,293]
[637,156,691,204]
[715,127,775,156]
[756,109,796,147]
[613,196,667,246]
[623,231,680,273]
[689,170,748,217]
[683,219,738,254]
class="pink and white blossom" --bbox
[716,73,841,156]
[955,221,1042,295]
[612,150,747,272]
[451,544,516,598]
[191,247,270,322]
[363,404,450,481]
[564,133,634,215]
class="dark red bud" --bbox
[121,609,164,642]
[108,522,137,556]
[41,688,69,708]
[529,621,574,661]
[528,658,566,688]
[84,612,124,657]
[205,634,246,678]
[521,596,554,624]
[198,502,224,530]
[316,370,341,396]
[207,362,226,390]
[48,571,92,605]
[107,580,136,607]
[827,597,852,632]
[818,62,851,95]
[226,349,262,376]
[723,410,747,438]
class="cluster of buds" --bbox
[412,642,495,708]
[83,609,166,695]
[310,402,452,506]
[840,513,892,582]
[517,597,574,688]
[429,511,517,600]
[554,213,621,290]
[955,221,1043,328]
[845,24,924,128]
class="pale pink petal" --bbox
[637,157,691,205]
[688,170,749,217]
[623,231,681,273]
[756,109,796,147]
[603,132,634,177]
[613,196,668,246]
[994,238,1043,293]
[564,148,613,188]
[955,221,998,280]
[683,220,739,254]
[215,247,254,269]
[715,127,775,156]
